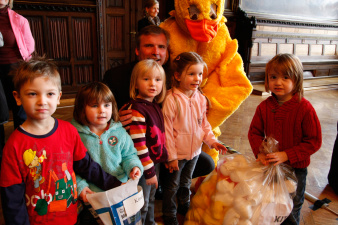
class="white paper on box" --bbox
[123,186,144,217]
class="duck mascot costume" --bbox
[160,0,253,164]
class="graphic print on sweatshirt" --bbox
[22,147,77,216]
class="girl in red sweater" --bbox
[248,53,322,225]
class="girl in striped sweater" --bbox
[125,59,168,225]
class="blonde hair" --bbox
[265,53,304,101]
[12,55,61,93]
[129,59,166,103]
[73,82,119,126]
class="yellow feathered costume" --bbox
[160,0,253,163]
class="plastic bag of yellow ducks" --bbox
[185,154,297,225]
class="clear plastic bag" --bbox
[185,137,297,225]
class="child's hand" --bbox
[166,160,179,173]
[266,151,288,166]
[146,175,158,188]
[129,167,141,180]
[211,142,227,155]
[119,107,132,130]
[79,187,94,203]
[256,153,268,166]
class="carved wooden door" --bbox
[97,0,142,78]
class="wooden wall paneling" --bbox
[25,16,45,56]
[103,0,131,73]
[97,0,140,79]
[15,2,99,97]
[131,1,142,61]
[47,15,74,91]
[72,15,97,86]
[47,16,69,60]
[73,18,93,60]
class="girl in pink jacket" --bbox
[161,52,227,225]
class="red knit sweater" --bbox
[248,94,322,168]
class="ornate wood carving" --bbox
[15,3,95,13]
[73,18,93,60]
[48,17,69,60]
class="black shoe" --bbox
[177,202,190,216]
[162,216,179,225]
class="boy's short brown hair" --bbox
[12,56,61,93]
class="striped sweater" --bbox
[126,98,168,180]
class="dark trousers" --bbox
[161,155,199,218]
[192,151,215,178]
[0,63,26,129]
[282,168,307,225]
[0,76,9,163]
[77,202,100,225]
[328,122,338,194]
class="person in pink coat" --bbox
[161,52,227,225]
[0,0,34,154]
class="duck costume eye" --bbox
[188,5,200,20]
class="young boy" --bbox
[0,57,122,225]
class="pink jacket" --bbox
[8,8,34,61]
[162,88,217,161]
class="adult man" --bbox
[103,25,214,181]
[103,25,169,110]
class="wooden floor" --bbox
[1,88,338,225]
